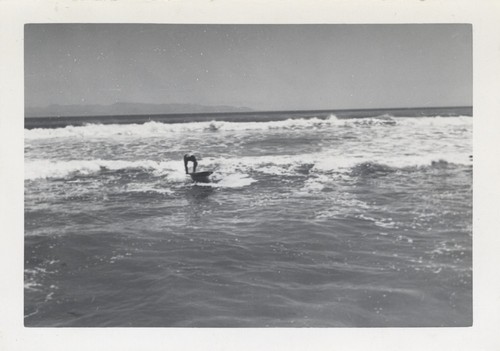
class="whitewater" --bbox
[24,113,472,327]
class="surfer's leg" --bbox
[193,160,198,173]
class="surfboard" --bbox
[189,171,213,183]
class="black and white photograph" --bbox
[24,23,472,328]
[2,0,500,350]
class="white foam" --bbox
[24,118,331,140]
[397,116,472,127]
[125,183,174,195]
[210,173,257,188]
[25,147,471,181]
[299,174,331,193]
[161,167,190,182]
[22,115,404,140]
[25,115,473,141]
[25,159,175,180]
[24,113,472,181]
[24,281,42,291]
[353,154,469,170]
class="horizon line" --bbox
[25,105,473,119]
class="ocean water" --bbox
[24,111,472,327]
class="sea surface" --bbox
[24,109,472,327]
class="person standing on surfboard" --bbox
[184,153,198,174]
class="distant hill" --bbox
[25,102,254,117]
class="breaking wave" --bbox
[24,115,471,140]
[25,153,471,182]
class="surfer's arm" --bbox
[183,156,189,174]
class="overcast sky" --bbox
[25,24,472,111]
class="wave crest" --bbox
[25,152,471,182]
[24,159,172,180]
[24,115,401,140]
[25,115,471,140]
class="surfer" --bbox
[184,153,198,174]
